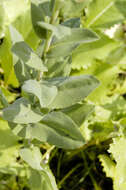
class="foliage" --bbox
[0,0,126,190]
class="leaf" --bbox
[60,0,90,19]
[22,79,58,108]
[108,137,126,190]
[0,119,21,174]
[42,111,84,140]
[72,32,121,70]
[11,41,47,71]
[9,25,23,44]
[29,166,58,190]
[0,4,5,38]
[0,0,39,87]
[99,154,115,178]
[38,21,71,39]
[48,75,100,108]
[62,102,94,126]
[14,60,38,84]
[31,0,50,39]
[72,60,119,104]
[0,28,19,87]
[61,17,80,28]
[20,146,43,170]
[29,111,85,149]
[47,28,99,58]
[85,0,126,29]
[44,56,72,78]
[2,98,43,124]
[0,89,9,107]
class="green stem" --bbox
[43,7,59,56]
[42,145,55,161]
[81,151,102,190]
[58,164,82,189]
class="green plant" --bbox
[0,0,100,189]
[1,0,126,189]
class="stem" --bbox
[43,5,60,56]
[81,151,102,190]
[57,151,63,178]
[58,164,82,189]
[89,173,102,190]
[42,145,55,162]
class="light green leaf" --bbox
[72,32,121,70]
[0,119,20,174]
[29,111,85,149]
[2,98,43,124]
[20,146,43,170]
[22,79,58,108]
[109,137,126,190]
[0,0,39,87]
[48,75,100,108]
[0,4,5,38]
[60,0,90,19]
[99,154,115,178]
[0,28,19,87]
[47,28,99,57]
[11,41,47,71]
[85,0,126,29]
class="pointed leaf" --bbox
[62,102,94,126]
[31,0,50,39]
[30,111,85,149]
[11,41,47,71]
[47,28,99,57]
[2,98,42,124]
[48,75,100,108]
[22,80,58,108]
[20,146,43,170]
[38,21,71,39]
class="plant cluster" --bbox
[0,0,126,190]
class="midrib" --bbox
[87,1,114,27]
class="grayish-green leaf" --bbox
[9,25,23,44]
[22,80,58,108]
[42,111,84,141]
[14,60,38,84]
[0,89,9,107]
[62,102,94,126]
[47,28,99,57]
[61,18,80,28]
[31,0,51,39]
[48,75,100,108]
[29,111,85,149]
[38,21,71,39]
[11,41,47,71]
[44,56,72,78]
[2,98,42,124]
[29,166,58,190]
